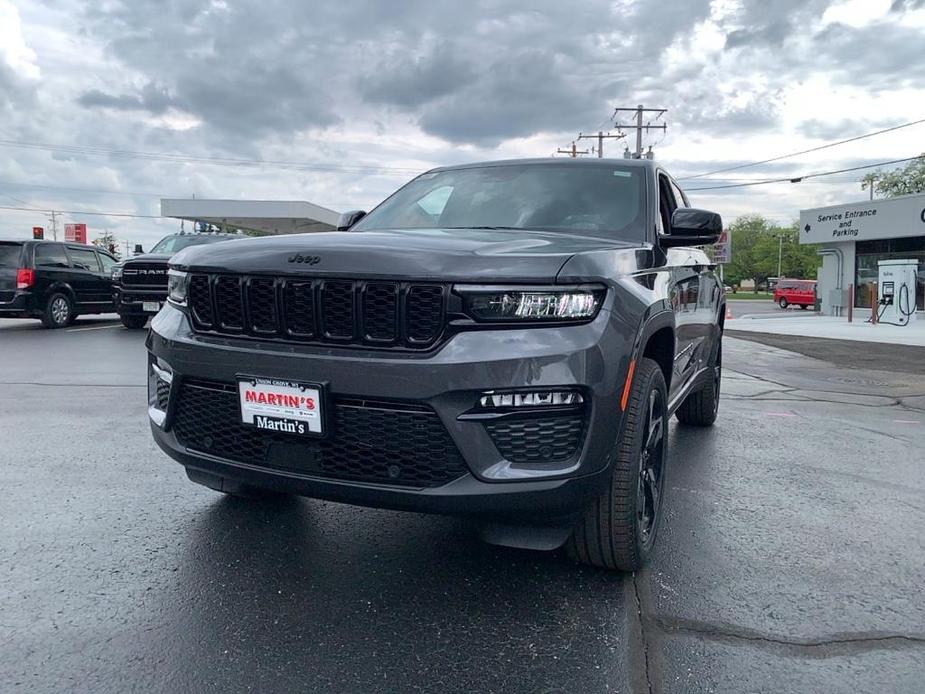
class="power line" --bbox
[0,139,426,175]
[684,155,923,191]
[0,204,163,219]
[612,105,667,159]
[678,117,925,180]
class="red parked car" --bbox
[773,279,816,309]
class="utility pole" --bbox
[46,210,59,240]
[556,142,590,158]
[612,105,667,158]
[577,131,626,158]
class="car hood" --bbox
[123,253,173,265]
[171,228,641,282]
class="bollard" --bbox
[848,284,854,323]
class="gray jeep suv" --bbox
[147,158,725,571]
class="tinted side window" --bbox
[657,174,677,233]
[669,179,688,208]
[0,243,23,267]
[98,253,116,273]
[70,247,101,272]
[34,244,71,268]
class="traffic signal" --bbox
[32,226,44,240]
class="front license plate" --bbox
[238,378,323,437]
[142,301,161,313]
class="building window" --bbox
[854,238,925,310]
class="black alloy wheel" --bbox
[637,386,666,547]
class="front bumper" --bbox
[147,302,636,521]
[114,286,167,316]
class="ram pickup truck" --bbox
[113,232,242,328]
[147,158,725,571]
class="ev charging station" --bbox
[877,259,918,326]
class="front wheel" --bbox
[566,358,668,572]
[120,314,148,329]
[778,297,789,309]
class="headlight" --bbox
[167,269,189,306]
[112,265,123,281]
[459,286,605,322]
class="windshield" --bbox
[353,163,647,241]
[0,243,23,267]
[148,234,230,255]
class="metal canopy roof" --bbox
[160,198,341,235]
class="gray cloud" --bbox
[78,82,172,114]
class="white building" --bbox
[160,198,341,235]
[799,193,925,316]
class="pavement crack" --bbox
[630,573,654,694]
[650,615,925,656]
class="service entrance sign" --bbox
[799,193,925,244]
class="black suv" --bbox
[147,158,725,571]
[113,232,242,329]
[0,240,118,328]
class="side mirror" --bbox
[660,208,723,247]
[134,244,144,255]
[337,210,367,231]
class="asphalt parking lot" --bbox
[2,315,924,693]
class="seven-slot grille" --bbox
[187,274,446,348]
[121,263,169,288]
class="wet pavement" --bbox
[1,317,924,693]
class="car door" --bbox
[32,243,74,302]
[96,251,118,309]
[669,177,720,369]
[657,172,700,399]
[66,245,107,306]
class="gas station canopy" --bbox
[160,198,341,235]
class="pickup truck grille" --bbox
[122,263,169,289]
[187,274,447,349]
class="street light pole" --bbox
[777,235,783,280]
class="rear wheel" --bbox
[120,314,148,329]
[566,358,667,571]
[41,293,73,329]
[778,297,789,309]
[675,339,722,426]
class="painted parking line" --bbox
[893,420,921,425]
[66,323,122,333]
[765,412,797,417]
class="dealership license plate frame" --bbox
[237,375,329,439]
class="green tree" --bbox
[723,216,819,287]
[861,155,925,198]
[91,231,121,259]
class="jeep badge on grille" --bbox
[287,254,321,265]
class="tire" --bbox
[41,293,73,329]
[120,314,148,329]
[566,358,668,572]
[778,297,789,309]
[676,338,722,427]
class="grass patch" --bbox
[727,292,773,300]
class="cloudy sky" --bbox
[1,0,924,250]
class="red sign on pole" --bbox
[64,223,87,244]
[32,226,44,240]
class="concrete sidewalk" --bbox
[726,313,925,346]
